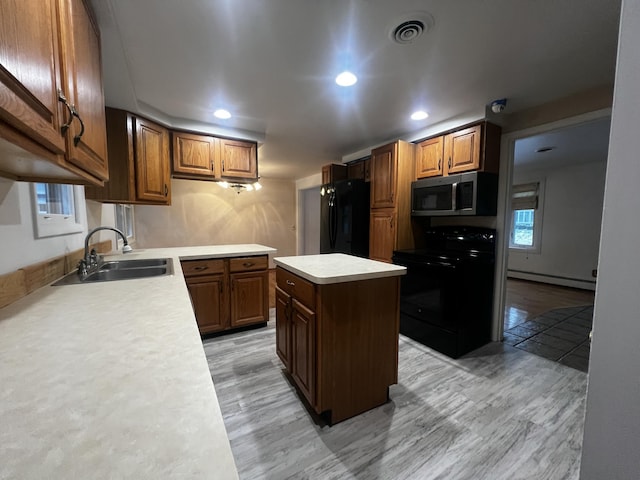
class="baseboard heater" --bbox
[507,270,596,290]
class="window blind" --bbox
[512,182,539,210]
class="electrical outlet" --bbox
[592,269,598,278]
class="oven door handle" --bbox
[396,260,457,269]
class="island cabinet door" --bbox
[291,298,316,407]
[275,286,291,370]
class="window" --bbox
[509,181,543,251]
[31,183,85,238]
[114,204,135,247]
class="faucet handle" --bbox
[89,248,100,267]
[77,259,88,276]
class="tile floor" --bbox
[503,305,593,372]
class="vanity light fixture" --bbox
[214,109,232,119]
[335,71,357,87]
[411,110,429,120]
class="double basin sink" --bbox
[53,258,173,286]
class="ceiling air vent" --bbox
[388,12,434,45]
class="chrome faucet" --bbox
[78,226,132,276]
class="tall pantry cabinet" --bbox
[369,140,416,263]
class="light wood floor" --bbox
[204,311,587,480]
[504,278,595,330]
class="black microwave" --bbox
[411,171,498,216]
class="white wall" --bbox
[508,161,606,289]
[301,187,320,255]
[133,177,296,265]
[0,179,116,275]
[581,0,640,477]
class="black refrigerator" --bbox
[320,179,370,258]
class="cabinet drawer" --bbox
[181,259,225,277]
[229,255,268,273]
[276,267,315,310]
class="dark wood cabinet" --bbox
[369,140,415,263]
[230,270,269,327]
[172,131,217,179]
[415,136,444,178]
[0,0,108,185]
[275,266,400,425]
[182,255,269,335]
[322,163,347,184]
[170,133,258,182]
[416,121,501,179]
[85,109,171,205]
[182,258,227,334]
[369,209,397,263]
[291,298,316,405]
[275,286,292,370]
[220,138,258,180]
[347,158,370,182]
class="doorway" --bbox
[495,113,610,370]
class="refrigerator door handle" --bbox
[329,203,338,249]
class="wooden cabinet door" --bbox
[230,270,268,327]
[57,0,108,181]
[0,0,66,156]
[444,124,482,174]
[185,274,226,334]
[220,138,257,179]
[172,131,216,178]
[370,142,397,208]
[416,136,444,178]
[291,298,316,406]
[134,116,171,204]
[275,286,291,370]
[369,209,397,263]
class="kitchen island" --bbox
[274,253,406,424]
[0,244,275,480]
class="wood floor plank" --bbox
[204,311,586,479]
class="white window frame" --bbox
[31,183,86,238]
[509,179,545,253]
[114,204,135,248]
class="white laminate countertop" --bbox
[273,253,406,284]
[0,244,276,480]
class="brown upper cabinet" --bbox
[415,121,501,179]
[85,108,171,205]
[171,133,258,182]
[347,158,371,182]
[321,163,347,184]
[220,138,258,180]
[0,0,108,186]
[172,131,217,179]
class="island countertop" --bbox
[273,253,406,284]
[0,244,276,480]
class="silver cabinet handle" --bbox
[193,265,208,271]
[243,262,255,268]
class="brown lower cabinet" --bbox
[182,255,269,335]
[275,266,400,425]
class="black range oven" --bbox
[392,226,496,358]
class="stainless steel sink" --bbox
[53,258,173,285]
[99,258,169,270]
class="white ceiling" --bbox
[514,116,612,171]
[90,0,621,180]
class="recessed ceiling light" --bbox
[411,110,429,121]
[214,109,231,119]
[335,71,357,87]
